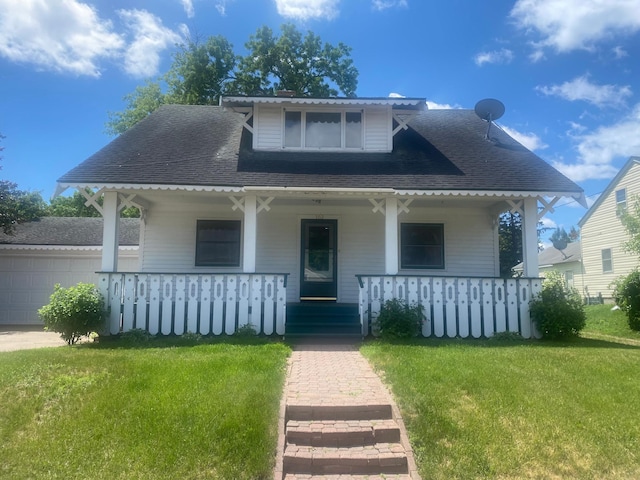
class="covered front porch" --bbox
[88,187,571,339]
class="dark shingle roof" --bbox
[58,104,582,194]
[0,217,140,246]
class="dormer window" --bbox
[222,95,427,153]
[284,110,362,149]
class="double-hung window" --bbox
[195,220,241,267]
[616,188,627,216]
[401,223,445,269]
[284,110,362,149]
[601,248,613,273]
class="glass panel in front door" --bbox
[304,224,334,283]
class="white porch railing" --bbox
[356,275,542,339]
[98,272,288,336]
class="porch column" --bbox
[522,197,539,277]
[243,195,257,273]
[101,191,119,272]
[385,197,399,275]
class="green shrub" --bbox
[529,271,585,339]
[38,283,105,345]
[120,328,155,343]
[374,298,424,339]
[235,323,257,337]
[611,269,640,331]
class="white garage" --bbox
[0,218,139,326]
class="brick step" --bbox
[287,419,401,447]
[283,443,408,476]
[284,474,413,480]
[286,404,393,421]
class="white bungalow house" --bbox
[55,96,585,338]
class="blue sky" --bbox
[1,0,639,246]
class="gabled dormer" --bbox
[222,96,426,153]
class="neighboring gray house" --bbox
[514,241,584,292]
[0,217,139,326]
[55,96,585,338]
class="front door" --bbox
[300,219,338,301]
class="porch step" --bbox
[286,419,401,447]
[283,444,408,476]
[284,475,412,480]
[286,303,360,337]
[283,402,411,478]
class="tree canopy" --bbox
[0,134,47,234]
[106,24,359,135]
[47,189,139,218]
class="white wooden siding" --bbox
[364,107,391,152]
[581,162,640,298]
[0,248,138,325]
[253,105,282,150]
[140,198,243,272]
[139,197,498,304]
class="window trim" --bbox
[400,223,445,270]
[195,219,242,268]
[615,188,627,216]
[601,248,613,274]
[282,108,364,151]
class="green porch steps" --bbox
[285,303,361,337]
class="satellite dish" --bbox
[474,98,505,140]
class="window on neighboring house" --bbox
[601,248,613,273]
[195,220,241,267]
[616,188,627,215]
[564,270,574,287]
[283,110,363,149]
[400,223,445,269]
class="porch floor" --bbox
[285,303,360,338]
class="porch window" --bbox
[195,220,241,267]
[401,223,445,269]
[283,110,363,149]
[601,248,613,273]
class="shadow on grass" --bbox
[361,335,640,350]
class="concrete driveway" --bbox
[0,326,67,352]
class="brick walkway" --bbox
[275,341,421,480]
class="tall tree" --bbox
[0,134,46,234]
[106,25,359,135]
[499,211,522,277]
[106,80,166,136]
[165,35,236,105]
[619,195,640,255]
[230,24,358,97]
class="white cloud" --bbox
[215,0,233,15]
[119,9,183,78]
[426,100,456,110]
[474,48,514,66]
[612,45,628,58]
[372,0,407,11]
[0,1,183,78]
[274,0,339,20]
[552,103,640,182]
[540,216,557,230]
[181,0,195,18]
[511,0,640,54]
[0,0,124,77]
[536,75,632,109]
[501,125,548,151]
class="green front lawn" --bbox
[362,338,640,480]
[0,340,290,480]
[583,304,640,341]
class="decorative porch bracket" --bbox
[392,111,419,137]
[369,197,413,215]
[232,107,254,133]
[537,196,560,221]
[79,187,105,216]
[229,196,274,213]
